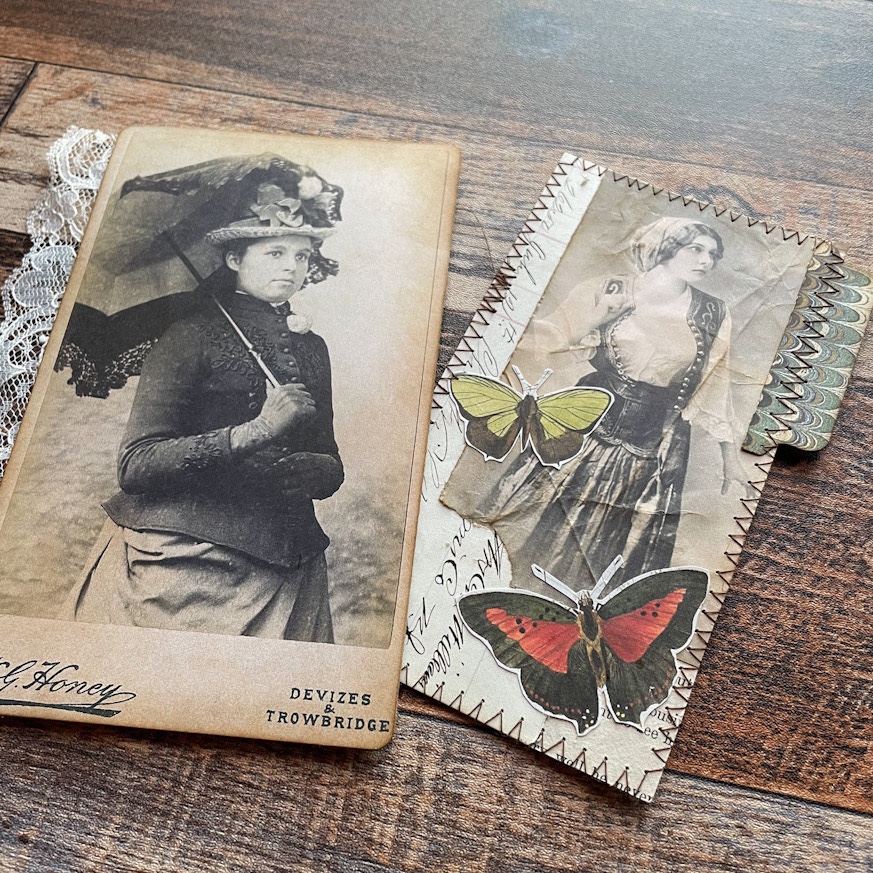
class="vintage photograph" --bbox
[442,178,810,597]
[0,129,457,657]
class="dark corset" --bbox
[578,369,683,455]
[579,286,726,455]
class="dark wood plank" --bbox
[1,64,871,270]
[0,709,870,873]
[0,228,27,298]
[1,62,873,814]
[669,354,873,813]
[0,57,32,123]
[0,1,870,190]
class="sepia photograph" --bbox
[404,160,825,797]
[443,176,811,597]
[0,127,458,746]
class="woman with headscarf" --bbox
[454,216,738,592]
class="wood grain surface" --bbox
[0,710,871,873]
[0,1,871,869]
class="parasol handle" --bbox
[159,231,205,283]
[211,297,281,388]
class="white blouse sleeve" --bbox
[683,308,736,443]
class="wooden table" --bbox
[0,2,871,870]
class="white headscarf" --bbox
[631,217,718,273]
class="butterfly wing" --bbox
[458,590,601,734]
[596,567,709,727]
[527,387,613,467]
[449,375,524,462]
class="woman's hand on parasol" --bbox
[231,383,316,454]
[260,383,316,433]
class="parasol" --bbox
[54,153,343,397]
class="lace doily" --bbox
[0,127,115,475]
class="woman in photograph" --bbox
[68,177,344,641]
[464,216,740,591]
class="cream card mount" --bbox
[0,126,460,749]
[402,154,871,799]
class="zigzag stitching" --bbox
[620,182,818,246]
[544,737,567,759]
[652,746,672,764]
[591,756,609,780]
[569,749,587,770]
[530,727,547,752]
[613,767,632,793]
[466,699,485,720]
[472,705,524,741]
[506,717,525,740]
[484,708,506,731]
[637,769,664,795]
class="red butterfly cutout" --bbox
[457,559,708,734]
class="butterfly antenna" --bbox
[531,564,580,606]
[532,368,554,393]
[511,365,533,394]
[589,555,625,602]
[511,366,554,396]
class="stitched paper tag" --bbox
[402,154,863,801]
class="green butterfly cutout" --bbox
[449,367,613,468]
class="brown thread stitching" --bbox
[652,745,672,765]
[569,748,587,770]
[612,767,631,793]
[466,699,485,720]
[544,738,567,758]
[484,709,505,731]
[506,718,525,740]
[592,756,609,780]
[637,769,663,795]
[530,728,547,752]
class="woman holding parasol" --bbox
[67,164,344,642]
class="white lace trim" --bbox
[0,126,115,474]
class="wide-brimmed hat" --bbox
[206,177,341,244]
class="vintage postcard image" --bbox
[402,155,847,798]
[0,127,459,747]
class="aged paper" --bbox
[0,127,459,748]
[403,155,817,798]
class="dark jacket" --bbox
[103,292,343,568]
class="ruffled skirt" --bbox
[65,521,334,642]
